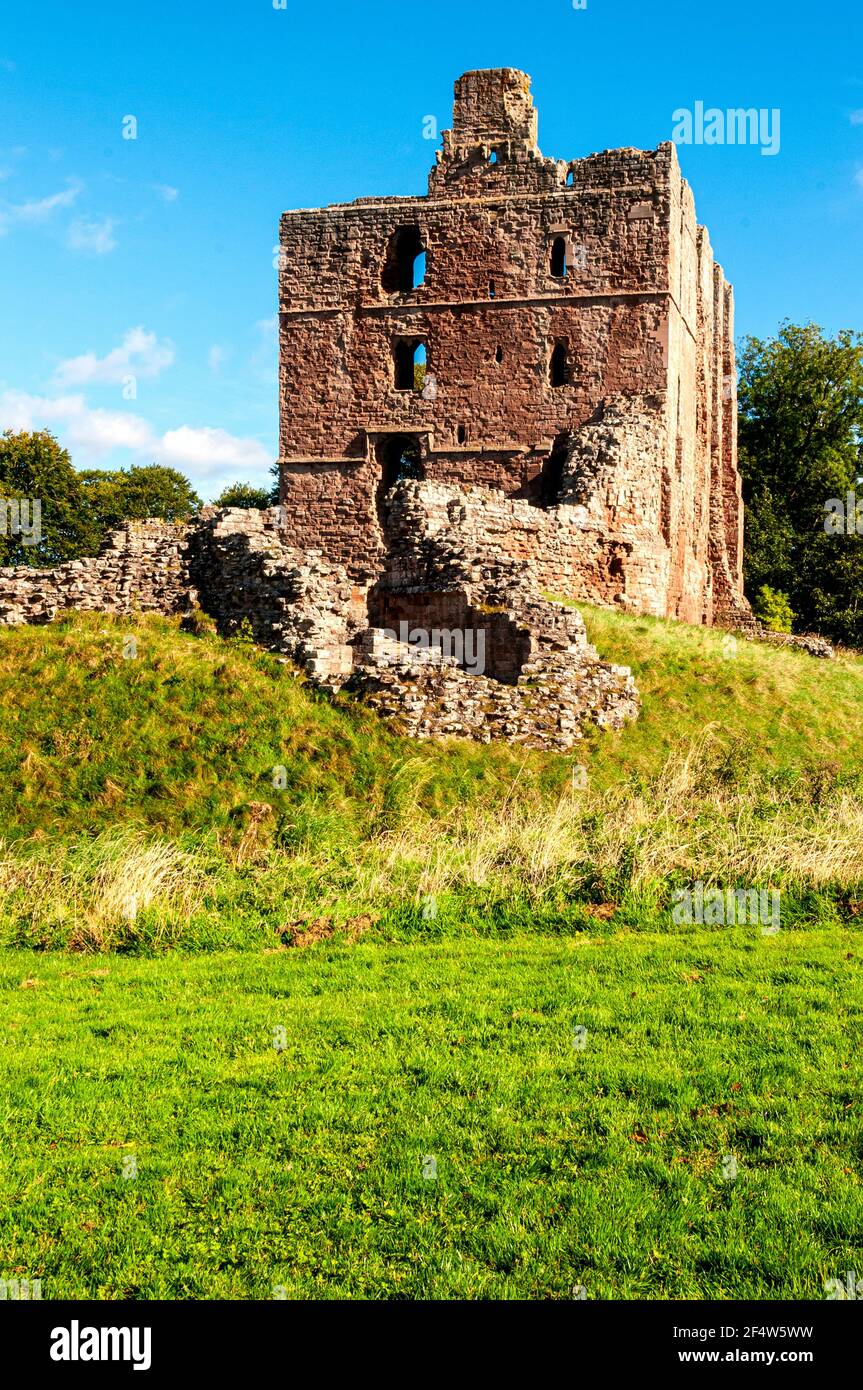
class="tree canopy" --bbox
[0,432,201,566]
[213,481,275,510]
[738,322,863,645]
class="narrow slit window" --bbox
[551,236,567,278]
[457,425,467,444]
[550,342,568,388]
[394,339,426,392]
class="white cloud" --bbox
[0,178,81,234]
[207,344,228,374]
[850,110,863,126]
[15,181,81,222]
[159,425,270,475]
[55,327,175,387]
[0,389,152,454]
[154,183,179,202]
[0,387,273,493]
[67,216,116,254]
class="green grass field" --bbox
[1,609,862,1299]
[3,932,861,1300]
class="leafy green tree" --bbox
[79,464,200,533]
[0,430,92,566]
[213,481,274,510]
[738,321,863,643]
[752,584,794,633]
[0,434,201,566]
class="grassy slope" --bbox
[1,608,862,1299]
[578,604,863,787]
[0,613,554,842]
[0,610,862,950]
[1,606,861,844]
[2,934,860,1299]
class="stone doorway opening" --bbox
[374,433,426,542]
[377,434,424,491]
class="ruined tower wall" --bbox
[278,113,678,584]
[277,68,746,623]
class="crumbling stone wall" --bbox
[0,501,642,749]
[0,520,189,627]
[351,478,639,747]
[184,507,366,684]
[277,66,747,627]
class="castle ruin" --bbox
[1,70,783,750]
[277,68,748,629]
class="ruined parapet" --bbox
[427,68,560,196]
[0,519,190,627]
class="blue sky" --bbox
[1,0,861,500]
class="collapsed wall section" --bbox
[0,520,189,627]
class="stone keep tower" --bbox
[277,68,747,627]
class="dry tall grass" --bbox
[0,829,209,949]
[1,735,860,949]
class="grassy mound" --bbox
[0,607,862,949]
[578,604,863,786]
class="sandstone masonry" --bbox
[0,506,639,749]
[277,67,749,630]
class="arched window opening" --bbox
[495,345,503,364]
[489,279,496,299]
[550,342,569,388]
[566,169,575,187]
[393,338,426,392]
[413,342,426,392]
[382,224,425,294]
[457,425,467,444]
[551,236,567,278]
[489,149,498,165]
